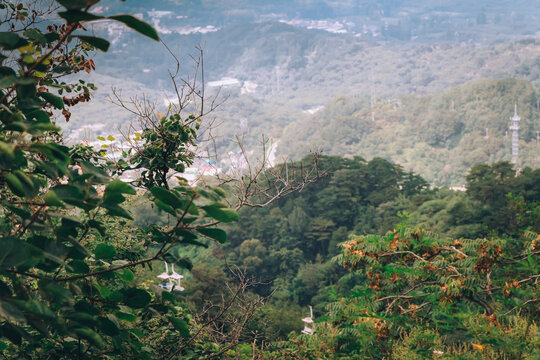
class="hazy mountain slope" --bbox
[93,21,540,101]
[61,73,164,143]
[70,21,540,186]
[279,78,540,186]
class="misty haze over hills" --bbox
[101,0,540,44]
[69,0,540,186]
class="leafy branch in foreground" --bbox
[0,1,244,358]
[277,223,539,359]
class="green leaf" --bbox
[108,291,124,303]
[69,283,82,296]
[213,187,226,198]
[0,301,26,323]
[109,15,159,41]
[161,291,176,302]
[67,311,97,324]
[130,328,143,338]
[94,244,116,260]
[116,311,136,322]
[67,260,89,274]
[102,192,126,205]
[174,229,208,248]
[124,288,151,308]
[527,255,537,271]
[51,185,87,208]
[173,228,197,241]
[73,328,104,348]
[30,143,70,163]
[181,237,208,248]
[38,92,64,109]
[87,220,106,236]
[168,317,190,338]
[2,323,23,345]
[197,188,220,201]
[66,238,88,259]
[202,203,239,223]
[0,75,17,89]
[0,32,28,50]
[44,32,60,43]
[29,122,61,133]
[39,281,73,302]
[0,141,15,161]
[98,316,120,336]
[0,238,38,269]
[5,173,25,197]
[22,300,56,321]
[55,0,87,10]
[74,300,100,316]
[78,161,110,184]
[73,35,110,52]
[0,281,11,297]
[154,199,176,216]
[26,109,52,123]
[105,179,136,195]
[23,29,47,44]
[42,251,65,267]
[3,122,26,132]
[116,268,134,283]
[27,318,50,336]
[61,216,83,229]
[148,227,170,243]
[14,170,39,198]
[102,203,133,220]
[196,227,227,244]
[58,10,104,23]
[17,78,37,100]
[150,187,181,207]
[6,205,31,220]
[95,284,112,298]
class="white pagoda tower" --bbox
[509,104,521,164]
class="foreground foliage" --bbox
[0,1,238,358]
[271,223,539,359]
[198,158,540,358]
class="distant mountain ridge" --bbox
[279,78,540,186]
[70,13,540,186]
[94,20,540,99]
[99,0,540,44]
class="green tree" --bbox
[280,224,539,359]
[0,1,238,358]
[466,161,517,233]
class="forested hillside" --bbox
[92,22,540,98]
[159,156,540,357]
[1,1,538,359]
[69,21,540,185]
[280,78,540,185]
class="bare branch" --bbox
[165,265,272,359]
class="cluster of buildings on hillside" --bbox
[91,3,537,49]
[66,125,278,186]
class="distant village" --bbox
[66,122,279,186]
[90,5,528,52]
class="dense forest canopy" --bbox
[280,78,540,185]
[0,0,539,359]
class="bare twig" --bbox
[165,265,272,359]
